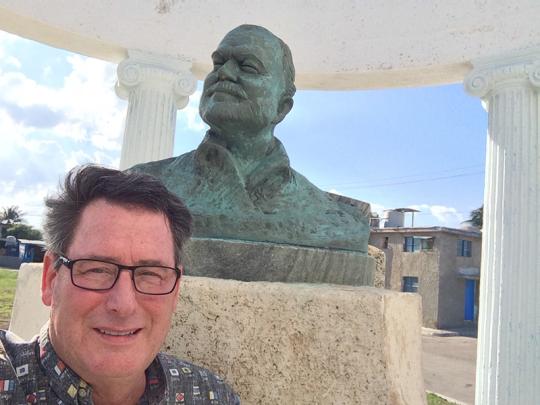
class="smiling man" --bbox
[0,165,240,404]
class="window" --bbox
[457,240,472,257]
[403,236,434,252]
[402,276,419,293]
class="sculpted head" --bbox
[199,24,296,139]
[40,165,192,384]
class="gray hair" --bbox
[43,165,192,264]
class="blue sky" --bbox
[0,30,487,231]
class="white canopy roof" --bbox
[0,0,539,89]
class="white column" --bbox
[116,50,197,170]
[465,48,540,404]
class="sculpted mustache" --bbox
[206,82,248,99]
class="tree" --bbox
[0,205,24,225]
[4,223,43,240]
[470,205,483,229]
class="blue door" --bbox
[464,279,476,321]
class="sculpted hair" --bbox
[278,37,296,101]
[235,24,296,100]
[43,165,192,264]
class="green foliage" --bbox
[427,392,458,404]
[4,223,43,240]
[0,268,17,329]
[469,205,483,229]
[0,205,24,225]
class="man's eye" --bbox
[138,269,165,279]
[79,267,114,276]
[212,58,224,69]
[241,64,258,73]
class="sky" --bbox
[0,30,487,231]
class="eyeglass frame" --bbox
[53,254,183,295]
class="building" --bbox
[369,209,481,329]
[0,237,46,269]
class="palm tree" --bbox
[0,205,25,225]
[469,205,483,229]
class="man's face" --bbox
[199,27,288,136]
[41,199,179,382]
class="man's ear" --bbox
[42,251,59,307]
[273,97,293,125]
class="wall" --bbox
[437,234,481,328]
[370,232,440,327]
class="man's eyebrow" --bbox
[213,48,265,67]
[81,255,168,267]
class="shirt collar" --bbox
[38,323,93,404]
[37,323,166,404]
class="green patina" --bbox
[133,25,370,253]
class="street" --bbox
[422,335,477,404]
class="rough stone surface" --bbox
[165,277,426,405]
[368,244,385,288]
[9,263,49,336]
[10,265,425,404]
[183,238,375,286]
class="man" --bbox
[0,165,240,404]
[135,24,370,254]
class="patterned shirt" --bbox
[0,325,240,404]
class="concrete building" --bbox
[370,212,481,329]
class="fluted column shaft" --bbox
[465,49,540,405]
[116,50,196,170]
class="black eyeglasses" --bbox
[55,255,182,295]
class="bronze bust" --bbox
[132,25,370,253]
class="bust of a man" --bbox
[133,24,370,253]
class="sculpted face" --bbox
[199,26,291,137]
[41,199,179,383]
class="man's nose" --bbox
[105,270,138,316]
[217,60,238,81]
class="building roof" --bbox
[371,226,481,238]
[17,239,47,247]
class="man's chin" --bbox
[201,105,268,133]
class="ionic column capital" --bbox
[464,47,540,99]
[115,49,197,109]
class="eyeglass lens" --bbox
[71,259,178,294]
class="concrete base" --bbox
[10,264,425,405]
[183,238,375,286]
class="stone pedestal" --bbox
[116,50,197,169]
[183,238,375,286]
[465,47,540,405]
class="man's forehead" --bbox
[216,28,281,59]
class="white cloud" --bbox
[328,188,342,195]
[5,56,21,69]
[0,182,50,230]
[408,204,464,227]
[0,41,127,231]
[179,89,207,132]
[370,203,386,216]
